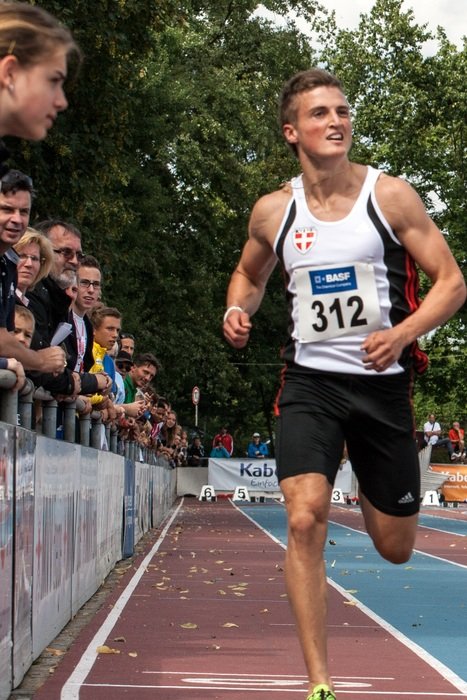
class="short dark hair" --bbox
[90,305,121,329]
[79,254,101,271]
[279,68,344,156]
[35,219,82,240]
[134,352,161,371]
[0,169,34,196]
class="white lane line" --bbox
[328,519,467,569]
[59,499,184,700]
[327,576,467,695]
[233,506,467,696]
[419,524,467,538]
[76,682,466,696]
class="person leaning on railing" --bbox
[0,356,25,391]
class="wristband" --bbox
[223,305,244,323]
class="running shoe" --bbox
[306,683,336,700]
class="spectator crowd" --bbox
[0,168,276,466]
[0,167,196,466]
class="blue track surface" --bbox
[419,512,467,536]
[238,502,467,683]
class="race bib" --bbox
[294,262,381,342]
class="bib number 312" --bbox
[294,262,381,343]
[311,295,367,333]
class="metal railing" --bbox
[0,368,156,461]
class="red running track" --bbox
[33,498,465,699]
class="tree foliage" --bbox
[7,0,466,445]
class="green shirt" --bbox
[123,373,137,403]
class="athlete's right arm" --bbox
[223,189,289,349]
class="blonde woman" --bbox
[14,227,53,304]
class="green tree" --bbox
[7,0,465,445]
[316,0,467,427]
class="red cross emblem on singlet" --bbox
[293,228,317,254]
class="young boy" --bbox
[13,305,35,348]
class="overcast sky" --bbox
[314,0,466,50]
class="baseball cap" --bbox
[116,350,134,365]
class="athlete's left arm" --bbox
[361,175,466,371]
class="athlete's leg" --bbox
[358,492,418,563]
[346,373,420,564]
[281,472,334,693]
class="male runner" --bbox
[223,68,466,700]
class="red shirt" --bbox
[448,428,464,445]
[213,432,233,456]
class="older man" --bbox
[27,220,109,397]
[0,171,64,373]
[28,219,83,348]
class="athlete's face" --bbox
[283,86,352,161]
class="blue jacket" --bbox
[210,446,230,459]
[247,441,269,458]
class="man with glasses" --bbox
[0,170,65,373]
[62,254,110,398]
[68,254,102,373]
[28,218,83,348]
[27,221,110,398]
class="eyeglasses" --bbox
[78,278,101,289]
[53,247,84,262]
[0,170,34,193]
[116,362,132,371]
[18,253,43,264]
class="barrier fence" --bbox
[0,371,177,700]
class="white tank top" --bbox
[273,166,427,375]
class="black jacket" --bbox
[25,277,99,395]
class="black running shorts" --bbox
[275,367,420,516]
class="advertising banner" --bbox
[0,423,14,700]
[135,462,150,544]
[73,446,98,615]
[431,464,467,502]
[32,437,76,659]
[96,451,124,583]
[13,427,35,686]
[208,458,354,496]
[122,459,135,558]
[209,458,279,492]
